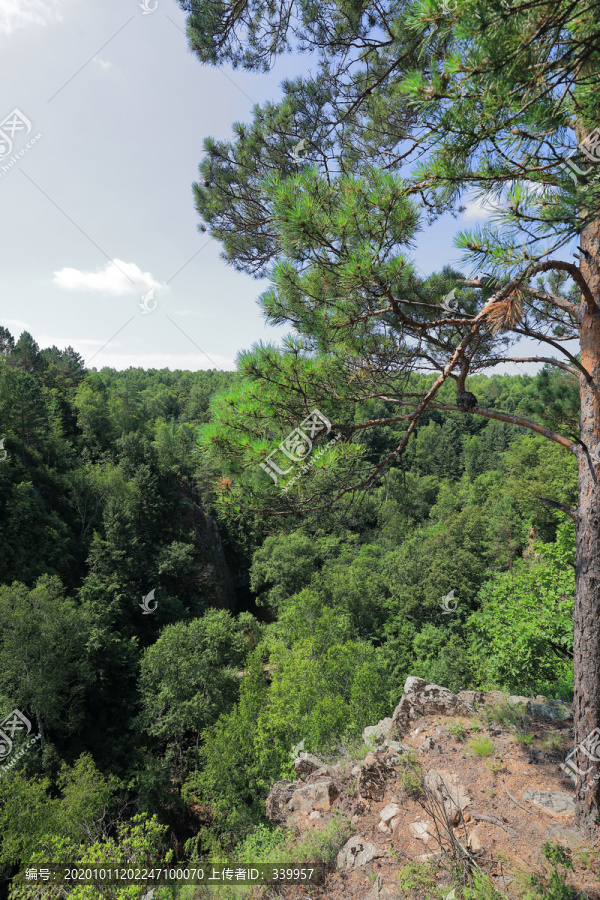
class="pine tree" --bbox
[179,0,600,824]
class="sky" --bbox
[0,0,567,374]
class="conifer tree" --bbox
[180,0,600,824]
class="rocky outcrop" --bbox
[182,500,237,610]
[294,752,326,776]
[391,677,475,736]
[265,780,299,825]
[288,780,340,812]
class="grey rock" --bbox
[288,780,340,812]
[527,701,572,721]
[294,752,326,776]
[363,718,393,748]
[457,690,487,707]
[336,835,383,871]
[266,780,299,825]
[424,769,470,826]
[389,695,415,736]
[507,695,530,707]
[419,736,435,751]
[471,690,511,707]
[358,753,389,801]
[379,803,400,824]
[409,821,431,842]
[385,740,411,753]
[522,789,575,817]
[391,678,475,737]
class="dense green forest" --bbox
[0,325,579,894]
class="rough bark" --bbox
[573,219,600,828]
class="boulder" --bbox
[358,753,389,801]
[288,780,340,812]
[294,752,326,776]
[391,678,475,736]
[507,695,530,707]
[527,701,573,722]
[266,780,299,825]
[337,835,383,871]
[522,789,575,817]
[457,690,486,708]
[419,736,435,752]
[424,769,470,826]
[363,718,393,747]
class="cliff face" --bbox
[179,494,237,611]
[261,678,590,900]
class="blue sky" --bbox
[0,0,560,373]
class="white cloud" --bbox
[461,194,499,221]
[52,259,165,296]
[93,57,114,73]
[0,0,62,36]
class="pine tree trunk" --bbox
[573,223,600,826]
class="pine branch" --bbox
[534,496,579,520]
